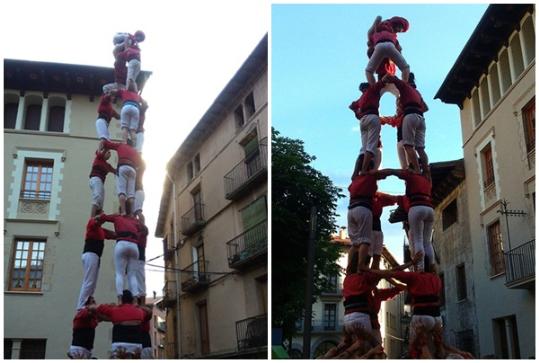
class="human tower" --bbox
[68,31,153,359]
[321,16,475,359]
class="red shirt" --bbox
[392,78,426,111]
[114,56,127,84]
[97,95,119,122]
[342,272,380,300]
[137,222,148,249]
[117,89,141,105]
[97,304,146,324]
[73,307,98,330]
[372,192,398,219]
[102,140,141,169]
[380,113,403,128]
[369,287,402,329]
[122,45,141,61]
[397,195,411,213]
[349,82,385,118]
[349,174,378,208]
[98,214,140,244]
[391,271,441,306]
[398,171,433,208]
[89,151,116,182]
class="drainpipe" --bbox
[165,169,182,358]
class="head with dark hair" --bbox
[126,139,134,147]
[121,290,134,304]
[85,295,96,306]
[359,82,370,92]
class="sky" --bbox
[1,0,269,297]
[272,3,489,263]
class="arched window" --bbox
[47,97,66,132]
[4,93,19,129]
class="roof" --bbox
[154,34,268,237]
[4,59,152,97]
[434,4,534,108]
[430,159,465,208]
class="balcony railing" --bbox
[296,319,344,333]
[226,220,267,270]
[224,141,267,200]
[236,314,267,351]
[504,239,535,289]
[19,189,51,200]
[321,286,342,297]
[180,260,210,293]
[181,203,206,236]
[162,280,177,308]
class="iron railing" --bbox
[19,190,51,200]
[181,203,205,236]
[295,319,344,333]
[180,260,210,292]
[504,239,535,287]
[226,220,267,269]
[224,140,267,199]
[236,314,267,351]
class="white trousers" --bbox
[409,314,443,345]
[114,241,139,297]
[116,165,136,199]
[120,104,140,131]
[135,131,144,153]
[68,345,92,359]
[360,114,381,155]
[344,312,373,336]
[366,41,409,76]
[127,59,141,83]
[402,113,426,148]
[89,176,105,210]
[370,230,383,256]
[76,252,100,310]
[134,259,146,297]
[134,189,145,213]
[408,205,435,271]
[348,206,373,246]
[95,118,110,140]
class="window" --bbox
[21,160,53,200]
[493,316,520,358]
[488,63,501,105]
[487,221,505,275]
[479,76,491,117]
[481,143,495,188]
[498,48,512,93]
[456,263,467,300]
[456,330,475,358]
[4,95,18,129]
[9,239,46,291]
[442,199,458,230]
[193,154,200,175]
[20,339,47,359]
[471,88,481,126]
[245,92,256,118]
[240,196,267,231]
[323,304,337,330]
[197,301,210,355]
[4,339,12,359]
[234,104,245,128]
[522,97,535,154]
[520,16,535,65]
[187,161,193,181]
[47,106,65,132]
[191,188,203,221]
[509,33,525,78]
[326,274,338,293]
[24,104,41,130]
[241,130,261,177]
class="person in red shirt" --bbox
[134,160,146,222]
[348,155,390,271]
[365,15,410,85]
[383,73,429,173]
[68,296,98,359]
[134,219,148,305]
[376,167,433,272]
[349,81,385,174]
[97,290,151,358]
[95,93,120,148]
[88,150,116,217]
[370,256,442,353]
[113,31,145,92]
[102,139,141,216]
[111,87,143,144]
[135,100,148,153]
[76,217,116,311]
[96,213,140,301]
[140,318,153,359]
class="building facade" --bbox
[430,160,480,357]
[155,35,268,359]
[436,4,535,358]
[3,59,151,358]
[291,232,406,359]
[148,296,167,359]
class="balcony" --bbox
[504,239,535,289]
[321,286,342,298]
[181,203,206,236]
[162,280,177,308]
[180,260,210,293]
[226,220,267,270]
[236,314,267,352]
[295,319,344,333]
[224,142,267,200]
